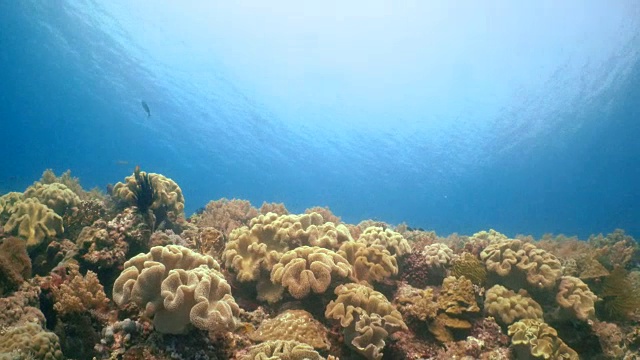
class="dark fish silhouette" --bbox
[141,101,151,117]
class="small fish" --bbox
[106,183,114,196]
[141,100,151,118]
[114,160,129,165]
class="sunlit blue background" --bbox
[1,1,639,238]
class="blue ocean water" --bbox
[1,1,638,238]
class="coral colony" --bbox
[0,169,639,359]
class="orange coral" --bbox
[51,263,108,317]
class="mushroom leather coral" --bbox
[112,245,239,334]
[338,241,398,284]
[484,285,543,325]
[112,171,185,215]
[24,182,80,215]
[555,276,597,321]
[481,239,562,290]
[357,226,411,256]
[223,212,352,282]
[240,340,330,360]
[508,319,579,360]
[3,198,64,249]
[270,246,351,300]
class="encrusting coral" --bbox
[112,245,240,334]
[508,319,579,360]
[484,284,543,326]
[249,309,330,350]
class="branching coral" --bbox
[480,239,562,290]
[338,241,398,284]
[555,276,598,321]
[484,285,543,326]
[112,245,240,334]
[259,201,289,216]
[357,226,411,256]
[195,198,259,236]
[269,246,351,301]
[51,263,109,317]
[249,309,330,350]
[304,206,340,224]
[508,319,579,360]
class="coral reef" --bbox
[2,170,640,359]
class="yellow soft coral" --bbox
[338,241,398,284]
[357,226,411,256]
[270,246,351,300]
[325,283,406,360]
[3,198,64,249]
[113,245,239,334]
[480,239,562,290]
[484,285,543,326]
[249,310,330,350]
[508,319,579,360]
[555,276,597,321]
[24,182,80,215]
[223,212,352,282]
